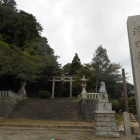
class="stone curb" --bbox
[0,127,93,132]
[0,124,93,130]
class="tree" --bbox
[0,3,61,95]
[0,0,17,11]
[69,53,81,75]
[74,45,122,98]
[0,7,43,48]
[92,45,110,92]
[62,63,71,75]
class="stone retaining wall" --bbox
[78,98,98,121]
[0,92,27,117]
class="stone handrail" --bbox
[0,91,27,100]
[86,93,99,99]
[78,93,99,101]
[0,91,11,97]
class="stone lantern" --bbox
[80,76,88,98]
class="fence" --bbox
[78,93,99,100]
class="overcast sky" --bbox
[16,0,140,84]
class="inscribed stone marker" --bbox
[127,15,140,126]
[123,112,131,136]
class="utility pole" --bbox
[122,68,129,112]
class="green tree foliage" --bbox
[129,97,137,114]
[74,46,123,98]
[0,0,17,11]
[90,45,122,98]
[76,64,94,92]
[62,63,71,75]
[109,98,124,112]
[0,1,61,95]
[0,7,43,48]
[0,40,59,82]
[91,45,110,92]
[62,53,82,76]
[69,53,81,75]
[61,53,82,97]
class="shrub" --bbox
[38,90,51,99]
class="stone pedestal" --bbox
[93,99,119,137]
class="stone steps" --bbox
[9,99,80,121]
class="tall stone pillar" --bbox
[127,15,140,126]
[52,77,55,99]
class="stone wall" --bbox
[78,98,98,121]
[0,98,19,117]
[0,92,27,117]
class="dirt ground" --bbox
[0,118,138,140]
[0,129,137,140]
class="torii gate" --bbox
[49,76,76,99]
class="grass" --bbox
[115,113,123,126]
[0,118,93,126]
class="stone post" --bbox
[123,112,131,136]
[122,68,129,112]
[127,15,140,126]
[52,77,55,99]
[70,77,72,99]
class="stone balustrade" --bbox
[0,91,12,97]
[78,93,99,100]
[0,91,27,100]
[86,93,99,99]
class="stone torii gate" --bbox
[49,76,76,99]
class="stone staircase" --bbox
[8,98,80,121]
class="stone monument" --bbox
[93,82,119,137]
[18,81,27,94]
[127,15,140,127]
[123,112,131,136]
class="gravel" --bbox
[0,129,137,140]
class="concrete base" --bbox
[94,113,119,137]
[93,99,119,137]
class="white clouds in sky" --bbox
[16,0,140,84]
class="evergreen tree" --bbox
[0,0,17,11]
[62,63,71,75]
[69,53,81,75]
[90,45,122,98]
[92,45,110,92]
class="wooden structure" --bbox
[49,76,76,99]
